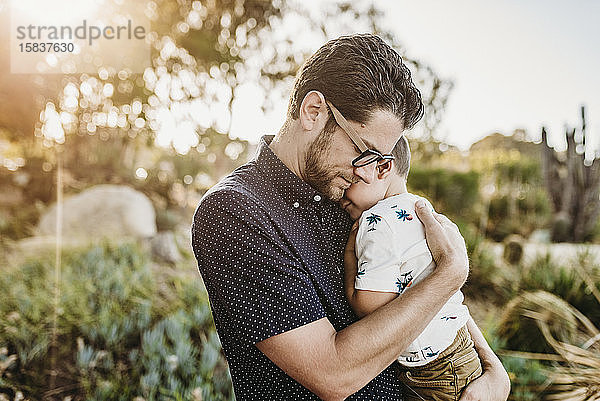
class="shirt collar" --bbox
[255,135,328,209]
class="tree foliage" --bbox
[0,0,453,242]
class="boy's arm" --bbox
[342,221,360,303]
[349,291,398,318]
[344,208,509,400]
[258,203,471,400]
[343,229,397,317]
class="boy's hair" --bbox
[287,34,424,134]
[391,135,410,179]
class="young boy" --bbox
[341,136,482,401]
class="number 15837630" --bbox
[18,42,75,52]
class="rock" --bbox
[521,242,600,265]
[485,238,600,267]
[150,231,182,264]
[37,185,156,239]
[529,229,551,243]
[503,234,524,265]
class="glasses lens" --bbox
[353,151,382,167]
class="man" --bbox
[192,34,510,400]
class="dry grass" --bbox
[501,289,600,400]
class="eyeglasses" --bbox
[326,100,394,168]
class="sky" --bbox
[229,0,600,152]
[6,0,598,154]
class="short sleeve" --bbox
[354,212,400,293]
[191,189,326,346]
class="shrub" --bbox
[501,356,547,401]
[498,290,600,400]
[460,224,512,303]
[497,291,584,354]
[499,251,600,355]
[473,316,548,401]
[408,166,481,222]
[0,242,233,400]
[490,251,600,399]
[0,202,42,241]
[486,188,551,242]
[517,252,600,327]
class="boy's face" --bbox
[340,178,388,220]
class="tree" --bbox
[1,0,453,239]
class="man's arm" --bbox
[460,317,511,401]
[257,200,470,401]
[342,211,510,401]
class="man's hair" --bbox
[287,33,424,133]
[391,135,410,179]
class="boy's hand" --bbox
[414,200,469,291]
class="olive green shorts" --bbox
[396,325,483,401]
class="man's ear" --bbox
[299,91,327,132]
[376,160,394,180]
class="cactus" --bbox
[541,106,600,242]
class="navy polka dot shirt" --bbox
[192,136,403,400]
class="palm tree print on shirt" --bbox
[404,351,421,363]
[357,261,367,278]
[422,346,440,359]
[396,209,413,221]
[365,213,382,231]
[396,270,413,293]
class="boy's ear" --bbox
[376,160,394,179]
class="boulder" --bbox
[150,231,182,264]
[37,185,156,239]
[529,229,551,243]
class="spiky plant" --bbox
[0,242,234,401]
[500,290,600,400]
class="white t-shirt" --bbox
[354,193,470,367]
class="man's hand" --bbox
[258,204,480,400]
[460,317,510,400]
[414,200,469,290]
[459,370,510,401]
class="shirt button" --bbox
[293,202,300,208]
[313,195,321,202]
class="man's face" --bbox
[303,127,355,202]
[303,108,403,203]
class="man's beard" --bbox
[304,128,351,202]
